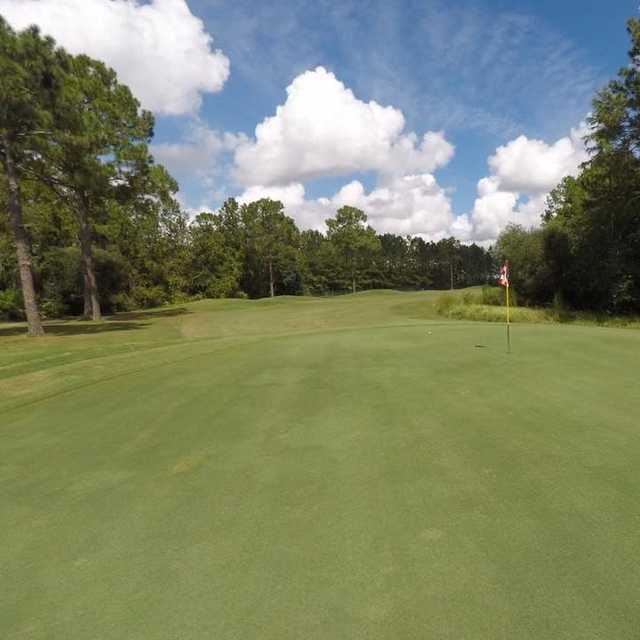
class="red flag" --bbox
[498,261,509,287]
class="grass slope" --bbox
[2,291,640,639]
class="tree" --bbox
[41,52,155,320]
[104,163,190,307]
[242,199,301,298]
[379,234,413,289]
[494,224,552,306]
[436,237,462,290]
[326,206,380,293]
[0,18,61,335]
[299,229,339,294]
[188,211,242,299]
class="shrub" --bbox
[40,298,66,319]
[435,293,456,314]
[40,247,83,316]
[481,285,504,306]
[481,285,519,307]
[461,290,481,305]
[205,274,240,299]
[130,285,168,309]
[109,292,135,312]
[0,288,24,321]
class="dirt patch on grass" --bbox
[171,453,209,475]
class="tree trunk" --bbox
[450,261,454,290]
[352,275,356,294]
[268,259,275,298]
[2,137,45,336]
[77,195,101,320]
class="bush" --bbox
[0,288,24,321]
[461,290,481,305]
[205,274,240,299]
[108,292,135,312]
[435,293,456,315]
[481,285,504,306]
[40,298,66,319]
[40,247,83,316]
[481,285,519,307]
[130,285,168,309]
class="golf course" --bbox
[2,290,639,639]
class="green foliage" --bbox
[326,206,381,292]
[493,224,551,306]
[442,303,551,324]
[481,286,504,306]
[128,285,168,310]
[0,286,22,320]
[435,292,456,315]
[242,198,302,298]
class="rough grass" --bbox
[2,290,640,639]
[445,303,552,323]
[436,290,640,328]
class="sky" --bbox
[0,0,637,243]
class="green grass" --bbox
[2,290,640,639]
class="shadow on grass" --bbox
[0,321,149,338]
[0,307,191,338]
[111,307,191,321]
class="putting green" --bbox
[2,292,639,639]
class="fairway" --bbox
[2,291,640,639]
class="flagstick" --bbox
[506,282,511,354]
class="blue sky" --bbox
[174,0,634,210]
[1,0,637,241]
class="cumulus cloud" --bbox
[0,0,230,115]
[233,66,454,186]
[487,124,589,193]
[469,122,589,242]
[230,66,463,239]
[152,122,246,186]
[237,183,329,231]
[330,175,457,239]
[238,173,467,241]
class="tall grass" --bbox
[436,289,640,328]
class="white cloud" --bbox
[152,122,246,186]
[0,0,230,115]
[469,122,589,242]
[233,66,454,186]
[230,66,462,239]
[487,124,589,193]
[237,183,330,231]
[238,173,467,241]
[238,183,306,207]
[330,174,457,239]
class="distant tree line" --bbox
[188,200,494,300]
[0,16,494,336]
[494,19,640,315]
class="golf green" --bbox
[2,291,639,638]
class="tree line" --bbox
[0,16,494,336]
[494,19,640,315]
